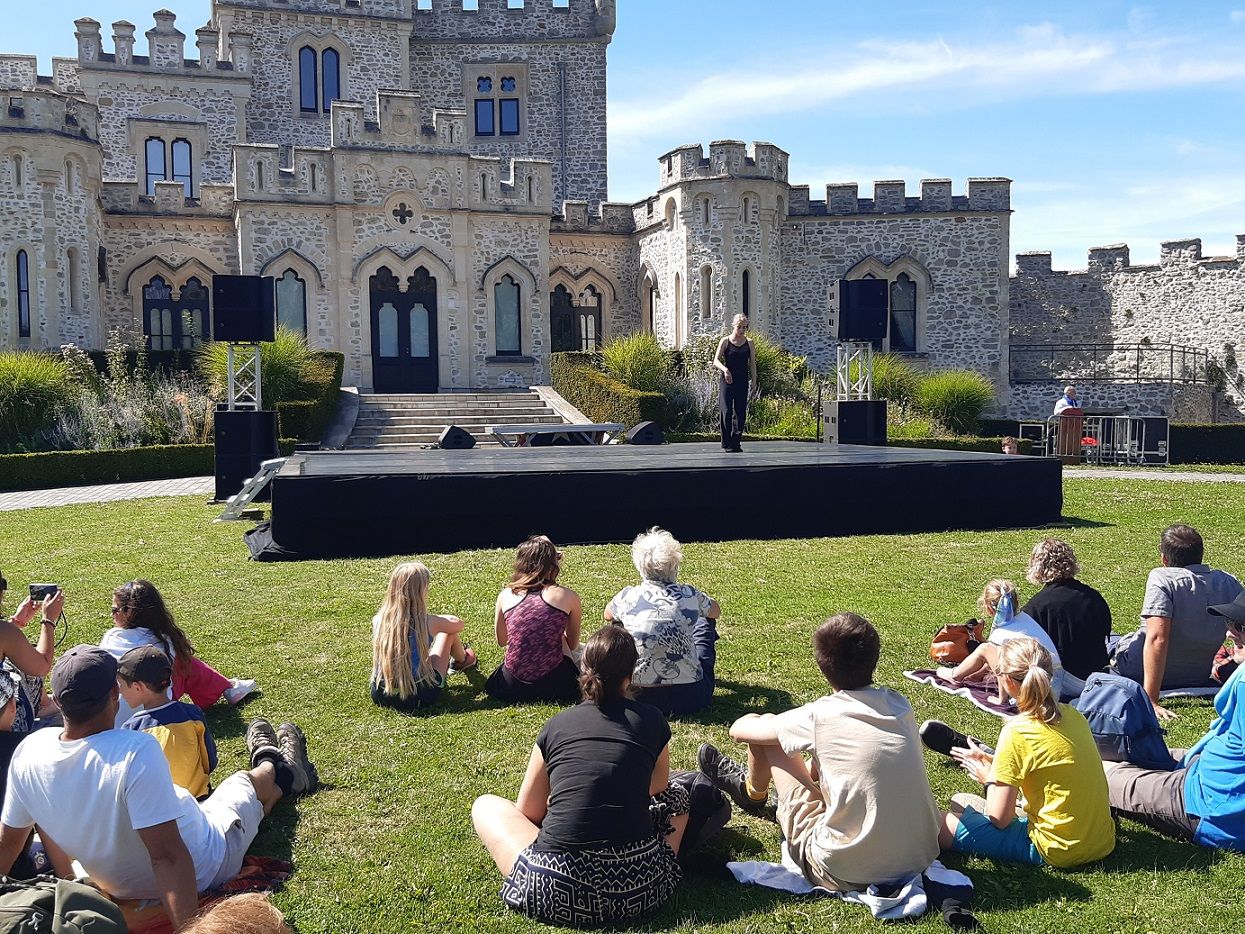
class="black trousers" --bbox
[719,379,748,450]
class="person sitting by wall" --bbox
[1111,524,1243,719]
[0,646,317,931]
[101,580,257,727]
[925,637,1115,869]
[485,536,582,705]
[1104,592,1245,852]
[472,625,689,927]
[118,645,218,800]
[938,579,1078,702]
[698,613,943,893]
[370,561,477,713]
[1021,539,1113,681]
[604,527,720,716]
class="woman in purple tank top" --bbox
[485,535,583,705]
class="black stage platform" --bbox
[245,442,1063,560]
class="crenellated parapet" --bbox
[329,91,477,151]
[412,0,614,42]
[657,141,790,187]
[1016,235,1245,276]
[802,178,1010,216]
[551,200,634,234]
[0,85,100,143]
[99,179,235,216]
[71,12,251,78]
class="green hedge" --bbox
[550,353,665,428]
[1169,424,1245,464]
[0,439,302,493]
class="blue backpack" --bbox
[1072,672,1179,771]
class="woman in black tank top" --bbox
[714,314,759,452]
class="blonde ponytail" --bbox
[372,562,435,700]
[997,636,1061,724]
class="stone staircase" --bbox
[344,390,573,450]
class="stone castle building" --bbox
[1,0,1241,420]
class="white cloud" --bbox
[610,23,1245,146]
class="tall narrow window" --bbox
[66,247,81,312]
[171,139,192,196]
[700,265,712,320]
[674,273,684,349]
[179,278,210,349]
[299,46,318,112]
[702,197,711,226]
[276,269,307,336]
[742,269,752,318]
[889,273,917,353]
[499,76,520,135]
[475,77,495,136]
[321,49,340,112]
[256,161,265,190]
[144,137,166,196]
[10,154,21,188]
[16,250,31,338]
[143,276,173,350]
[494,275,521,355]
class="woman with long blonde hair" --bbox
[926,636,1115,868]
[371,562,476,713]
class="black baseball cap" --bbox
[118,645,173,685]
[51,645,118,717]
[1208,593,1245,625]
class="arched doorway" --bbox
[142,275,209,350]
[370,266,438,392]
[550,284,603,352]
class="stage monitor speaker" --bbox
[212,275,276,343]
[214,407,279,501]
[438,425,477,450]
[837,279,888,342]
[824,400,887,446]
[624,421,664,445]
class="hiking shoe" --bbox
[245,717,279,769]
[447,646,478,677]
[920,720,992,757]
[697,742,771,817]
[277,721,319,796]
[224,678,259,705]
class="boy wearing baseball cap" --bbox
[119,645,218,799]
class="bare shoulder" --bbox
[543,584,580,611]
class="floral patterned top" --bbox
[608,581,714,686]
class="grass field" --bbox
[2,478,1244,933]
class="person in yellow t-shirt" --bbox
[932,637,1115,868]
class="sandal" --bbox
[448,646,478,676]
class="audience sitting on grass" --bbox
[1020,539,1113,681]
[0,577,61,737]
[182,893,293,934]
[101,580,258,726]
[1111,524,1243,718]
[604,527,720,717]
[924,637,1116,868]
[370,561,477,713]
[1104,593,1245,852]
[1212,604,1245,685]
[700,613,943,893]
[939,579,1080,702]
[472,625,689,927]
[485,535,583,705]
[0,645,317,931]
[119,645,218,799]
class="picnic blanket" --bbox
[118,855,292,934]
[727,850,973,921]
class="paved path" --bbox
[1,465,1243,514]
[0,476,214,512]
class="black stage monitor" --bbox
[838,279,888,342]
[212,275,276,343]
[624,421,664,445]
[438,425,477,450]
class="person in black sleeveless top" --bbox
[714,314,759,452]
[472,625,690,927]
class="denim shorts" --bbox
[952,806,1043,866]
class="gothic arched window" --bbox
[494,275,521,356]
[299,46,318,112]
[889,273,917,353]
[276,269,308,336]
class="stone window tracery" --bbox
[471,65,526,138]
[144,137,194,197]
[296,40,347,115]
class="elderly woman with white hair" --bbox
[1019,538,1113,681]
[604,528,720,716]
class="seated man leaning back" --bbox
[699,612,941,891]
[0,645,317,931]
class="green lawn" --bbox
[3,479,1244,933]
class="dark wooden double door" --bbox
[370,266,438,393]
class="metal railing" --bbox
[1009,343,1208,385]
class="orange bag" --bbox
[929,620,986,665]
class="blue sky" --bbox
[9,1,1245,268]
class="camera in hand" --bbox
[28,584,59,602]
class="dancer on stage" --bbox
[714,314,759,452]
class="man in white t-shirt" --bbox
[0,645,317,931]
[699,614,941,891]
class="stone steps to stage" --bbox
[344,390,576,449]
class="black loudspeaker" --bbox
[438,425,476,450]
[212,275,276,343]
[824,400,887,446]
[214,408,279,501]
[624,421,664,445]
[838,279,888,342]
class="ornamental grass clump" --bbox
[0,351,73,452]
[198,327,334,404]
[600,331,671,394]
[915,369,996,435]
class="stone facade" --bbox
[3,0,1231,412]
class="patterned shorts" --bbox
[501,785,690,927]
